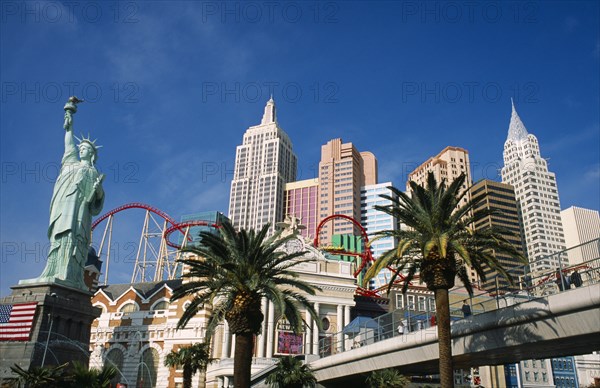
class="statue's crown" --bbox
[74,133,103,155]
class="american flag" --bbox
[0,302,38,341]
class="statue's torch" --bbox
[63,96,83,130]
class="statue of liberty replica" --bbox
[1,98,106,377]
[21,96,105,290]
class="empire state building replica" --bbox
[228,98,297,235]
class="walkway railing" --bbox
[318,238,600,357]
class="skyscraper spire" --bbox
[507,99,529,141]
[261,97,277,125]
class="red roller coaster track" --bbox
[92,202,222,249]
[314,214,380,296]
[314,214,374,278]
[91,202,177,230]
[314,214,412,296]
[92,206,402,296]
[164,220,221,249]
[91,203,221,283]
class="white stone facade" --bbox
[207,235,356,387]
[501,102,567,274]
[574,353,600,387]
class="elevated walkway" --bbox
[310,284,600,386]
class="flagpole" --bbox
[41,293,57,367]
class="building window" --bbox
[396,294,404,309]
[104,348,124,387]
[136,348,159,388]
[152,300,169,311]
[428,298,436,312]
[119,303,139,313]
[321,317,331,331]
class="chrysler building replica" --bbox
[501,101,567,274]
[228,98,297,234]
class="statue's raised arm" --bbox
[61,97,82,165]
[20,96,105,292]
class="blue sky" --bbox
[1,1,599,296]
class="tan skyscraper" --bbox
[407,146,472,207]
[317,138,377,245]
[407,146,474,282]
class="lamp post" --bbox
[406,302,414,332]
[41,293,58,367]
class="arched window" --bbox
[105,348,124,386]
[152,300,169,311]
[137,348,159,388]
[94,303,107,314]
[119,302,139,313]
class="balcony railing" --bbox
[318,238,600,357]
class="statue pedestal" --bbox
[0,282,101,380]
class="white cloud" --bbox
[584,163,600,180]
[563,16,579,33]
[542,123,600,154]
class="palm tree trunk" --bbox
[183,364,192,388]
[233,332,254,388]
[434,288,454,387]
[198,368,207,388]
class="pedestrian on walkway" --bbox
[571,269,583,288]
[555,268,570,291]
[397,321,405,335]
[461,300,472,318]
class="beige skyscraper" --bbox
[228,98,297,234]
[317,138,377,245]
[407,146,474,282]
[561,206,600,266]
[407,146,472,207]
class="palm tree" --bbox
[365,368,410,388]
[265,356,317,388]
[171,221,321,388]
[364,173,526,387]
[68,362,118,388]
[164,342,212,388]
[8,363,68,388]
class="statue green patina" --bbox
[20,97,105,291]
